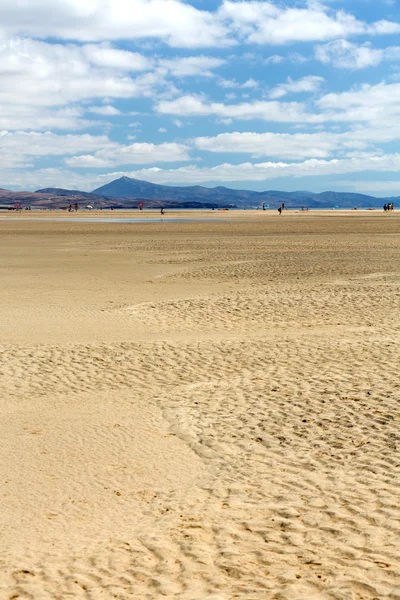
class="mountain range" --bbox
[0,176,398,209]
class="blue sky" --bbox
[1,0,400,196]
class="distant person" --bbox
[160,207,165,215]
[74,202,78,211]
[262,202,266,211]
[68,204,72,212]
[282,203,285,211]
[384,204,387,212]
[278,206,282,215]
[139,202,144,211]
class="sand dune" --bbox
[0,213,399,599]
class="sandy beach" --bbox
[1,210,399,599]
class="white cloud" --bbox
[315,39,392,69]
[156,95,315,123]
[1,0,398,51]
[83,44,151,70]
[317,82,400,125]
[264,54,284,64]
[269,75,324,99]
[368,20,400,35]
[88,105,122,115]
[0,37,164,129]
[158,56,225,77]
[194,130,357,159]
[64,142,191,167]
[219,1,366,44]
[218,77,259,89]
[0,130,115,167]
[0,0,232,48]
[158,127,167,132]
[0,105,94,131]
[242,78,259,88]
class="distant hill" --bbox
[0,177,397,209]
[36,187,99,199]
[92,176,399,209]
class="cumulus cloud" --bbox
[0,0,232,48]
[64,142,191,167]
[264,54,284,64]
[164,82,400,130]
[219,1,369,44]
[317,82,400,126]
[269,75,324,99]
[368,19,400,35]
[0,39,158,107]
[82,44,151,70]
[0,0,399,49]
[314,39,400,69]
[88,105,122,115]
[218,77,259,89]
[156,95,316,123]
[0,130,115,167]
[0,38,166,129]
[157,56,226,77]
[0,105,94,131]
[194,130,359,159]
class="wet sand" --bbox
[1,211,399,599]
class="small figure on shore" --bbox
[68,204,72,212]
[262,202,266,211]
[278,205,282,215]
[74,202,78,212]
[139,202,144,211]
[160,207,165,215]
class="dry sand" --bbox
[0,210,399,599]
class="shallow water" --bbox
[0,217,225,223]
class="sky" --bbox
[1,0,400,196]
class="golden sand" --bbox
[0,211,399,599]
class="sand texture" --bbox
[0,212,399,599]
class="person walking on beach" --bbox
[278,205,282,215]
[160,207,165,215]
[74,202,78,212]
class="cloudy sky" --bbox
[1,0,400,195]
